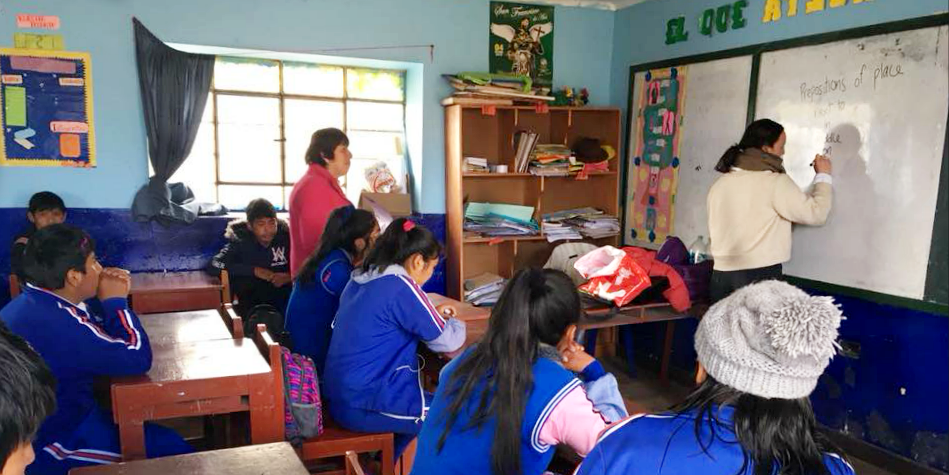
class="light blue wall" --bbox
[0,0,615,212]
[611,0,949,142]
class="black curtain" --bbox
[130,18,215,225]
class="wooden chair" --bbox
[220,269,233,305]
[8,274,21,299]
[252,324,395,475]
[345,451,366,475]
[220,303,245,339]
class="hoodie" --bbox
[207,219,292,313]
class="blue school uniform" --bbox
[411,347,587,475]
[322,264,466,458]
[1,285,191,475]
[575,405,856,475]
[284,248,352,375]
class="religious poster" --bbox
[489,1,554,86]
[0,48,95,167]
[628,67,687,243]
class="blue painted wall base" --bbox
[0,208,447,307]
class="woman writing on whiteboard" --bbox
[706,119,833,302]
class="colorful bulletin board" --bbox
[628,66,687,243]
[0,48,95,167]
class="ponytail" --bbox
[360,217,441,273]
[716,119,785,174]
[437,268,581,475]
[715,144,743,173]
[296,206,377,284]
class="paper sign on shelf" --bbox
[16,14,61,30]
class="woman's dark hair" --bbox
[305,127,350,166]
[297,206,376,284]
[22,224,95,290]
[437,268,581,475]
[0,324,56,468]
[360,217,441,273]
[715,119,785,173]
[668,376,848,475]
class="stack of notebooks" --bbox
[464,156,489,173]
[542,207,620,242]
[529,144,581,176]
[464,202,540,238]
[465,273,506,307]
[441,73,554,106]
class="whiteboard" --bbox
[624,55,753,248]
[755,25,949,299]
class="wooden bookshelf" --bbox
[444,105,622,301]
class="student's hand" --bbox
[254,267,275,282]
[558,339,595,373]
[98,268,131,301]
[271,273,292,287]
[436,303,457,318]
[813,154,832,175]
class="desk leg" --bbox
[118,420,146,461]
[248,374,282,444]
[660,321,676,386]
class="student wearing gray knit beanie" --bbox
[575,280,855,475]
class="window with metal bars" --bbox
[167,57,407,211]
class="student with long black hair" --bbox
[285,205,378,374]
[575,280,855,475]
[323,217,466,468]
[707,119,833,302]
[410,268,628,475]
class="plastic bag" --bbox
[573,246,651,307]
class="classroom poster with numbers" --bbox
[0,49,96,167]
[628,67,687,244]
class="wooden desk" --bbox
[580,302,707,384]
[129,272,224,314]
[69,442,307,475]
[111,338,281,460]
[139,309,232,347]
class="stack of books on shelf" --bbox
[464,273,506,307]
[464,156,490,173]
[513,131,540,173]
[441,73,554,106]
[529,144,581,177]
[464,202,540,238]
[542,207,620,242]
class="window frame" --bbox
[206,59,407,208]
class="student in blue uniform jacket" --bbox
[0,321,57,475]
[575,280,855,475]
[285,205,378,374]
[323,217,466,465]
[411,268,628,475]
[0,225,192,475]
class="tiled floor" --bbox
[603,356,898,475]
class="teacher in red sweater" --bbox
[289,128,353,276]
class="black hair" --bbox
[437,268,581,475]
[668,376,848,475]
[360,217,441,273]
[715,119,785,173]
[0,323,56,468]
[304,127,350,166]
[296,206,377,284]
[21,224,95,290]
[245,198,277,223]
[28,191,66,214]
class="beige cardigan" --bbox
[707,170,832,271]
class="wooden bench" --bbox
[69,442,308,475]
[8,273,21,299]
[252,324,395,475]
[219,303,245,339]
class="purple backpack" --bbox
[280,347,324,444]
[657,236,713,302]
